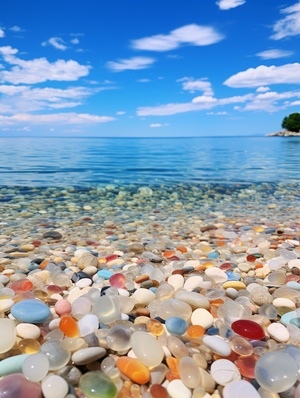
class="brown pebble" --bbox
[150,384,169,398]
[136,307,150,317]
[291,267,300,275]
[135,274,150,284]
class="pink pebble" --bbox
[54,299,71,316]
[109,273,126,289]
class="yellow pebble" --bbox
[252,226,265,233]
[222,281,247,290]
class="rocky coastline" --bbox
[266,129,300,137]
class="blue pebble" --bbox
[286,281,300,290]
[97,270,114,279]
[280,309,300,326]
[149,287,157,293]
[165,316,188,335]
[11,299,51,323]
[208,252,219,259]
[0,354,29,376]
[207,327,219,335]
[290,318,300,328]
[226,271,241,281]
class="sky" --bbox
[0,0,300,137]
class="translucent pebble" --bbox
[150,384,169,398]
[167,335,189,359]
[116,357,150,384]
[131,331,164,367]
[39,340,71,370]
[0,374,42,398]
[100,356,116,374]
[72,296,92,316]
[231,319,265,340]
[157,298,192,321]
[255,350,298,393]
[18,338,41,354]
[210,359,241,386]
[175,291,210,310]
[235,354,258,378]
[165,317,188,335]
[109,273,126,288]
[186,325,205,339]
[0,318,16,353]
[268,271,286,285]
[42,374,69,398]
[167,379,192,398]
[178,356,201,388]
[106,324,132,351]
[283,345,300,376]
[155,283,174,299]
[146,318,165,336]
[92,295,120,324]
[258,304,277,320]
[22,352,49,381]
[217,299,251,326]
[229,335,253,356]
[61,337,86,352]
[223,380,260,398]
[78,314,99,336]
[59,315,79,338]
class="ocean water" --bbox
[0,136,300,187]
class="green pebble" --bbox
[79,371,117,398]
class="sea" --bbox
[0,136,300,187]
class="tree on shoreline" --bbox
[282,113,300,132]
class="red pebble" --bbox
[31,240,41,247]
[105,254,119,262]
[235,354,259,378]
[246,254,257,262]
[220,262,233,271]
[231,320,265,340]
[47,285,63,294]
[10,279,33,294]
[109,273,126,288]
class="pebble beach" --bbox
[1,180,300,398]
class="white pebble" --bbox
[267,323,290,342]
[16,323,41,339]
[168,274,184,291]
[42,374,69,398]
[75,278,92,288]
[210,359,240,385]
[202,336,231,357]
[183,276,204,291]
[273,297,296,309]
[167,379,192,398]
[191,309,214,329]
[223,380,260,398]
[71,347,106,365]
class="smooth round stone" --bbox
[0,299,14,312]
[106,324,132,351]
[183,276,203,291]
[131,331,164,367]
[157,298,192,321]
[255,350,298,393]
[168,274,184,290]
[229,335,253,356]
[78,314,99,336]
[71,347,106,365]
[39,340,71,370]
[178,357,200,388]
[132,288,156,305]
[0,373,42,398]
[109,273,126,288]
[280,309,300,326]
[167,379,192,398]
[0,354,29,376]
[223,380,261,398]
[273,297,296,310]
[175,291,210,309]
[267,323,289,342]
[167,335,189,359]
[210,359,241,385]
[55,299,72,316]
[235,354,258,378]
[92,295,120,324]
[22,353,49,381]
[11,299,51,323]
[231,319,265,340]
[286,281,300,290]
[72,296,92,316]
[97,270,113,279]
[202,335,231,357]
[226,287,239,299]
[116,357,150,384]
[18,338,41,354]
[258,304,278,320]
[283,345,300,374]
[205,268,228,284]
[42,374,69,398]
[165,317,188,336]
[223,281,246,290]
[16,323,41,340]
[0,318,16,353]
[217,299,251,326]
[191,308,214,329]
[76,278,92,288]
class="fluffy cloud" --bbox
[224,63,300,88]
[0,29,5,38]
[42,37,68,50]
[271,2,300,40]
[178,77,214,95]
[0,112,114,126]
[106,56,155,72]
[256,49,294,59]
[131,24,224,52]
[0,46,90,84]
[216,0,246,10]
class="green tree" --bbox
[282,112,300,132]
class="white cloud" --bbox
[192,95,217,104]
[216,0,246,10]
[9,26,25,33]
[0,46,90,84]
[271,2,300,40]
[256,86,270,92]
[137,78,150,83]
[131,24,224,52]
[207,111,227,115]
[106,56,155,72]
[150,123,169,128]
[42,37,68,51]
[116,111,126,115]
[178,77,214,95]
[0,113,114,126]
[0,29,5,38]
[71,38,79,45]
[224,63,300,88]
[256,49,294,59]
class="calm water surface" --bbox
[0,136,299,187]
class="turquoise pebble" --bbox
[286,281,300,290]
[97,270,114,279]
[290,318,300,327]
[149,287,157,293]
[280,309,300,326]
[11,299,51,323]
[165,316,188,335]
[208,252,219,259]
[226,271,241,281]
[0,354,29,376]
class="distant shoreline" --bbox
[266,130,300,137]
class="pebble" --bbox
[11,299,51,323]
[0,373,42,398]
[0,354,29,376]
[267,323,290,342]
[191,308,214,329]
[71,347,106,365]
[116,356,150,384]
[210,359,241,385]
[223,380,261,398]
[131,331,164,367]
[202,335,231,357]
[167,379,192,398]
[16,323,41,339]
[0,318,16,353]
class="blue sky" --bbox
[0,0,300,137]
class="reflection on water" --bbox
[0,136,299,187]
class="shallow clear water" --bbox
[0,136,300,187]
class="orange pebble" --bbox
[59,315,79,338]
[163,250,175,258]
[116,357,150,385]
[166,356,179,375]
[186,325,205,339]
[146,319,164,336]
[254,263,263,269]
[150,384,169,398]
[40,259,50,270]
[176,246,187,253]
